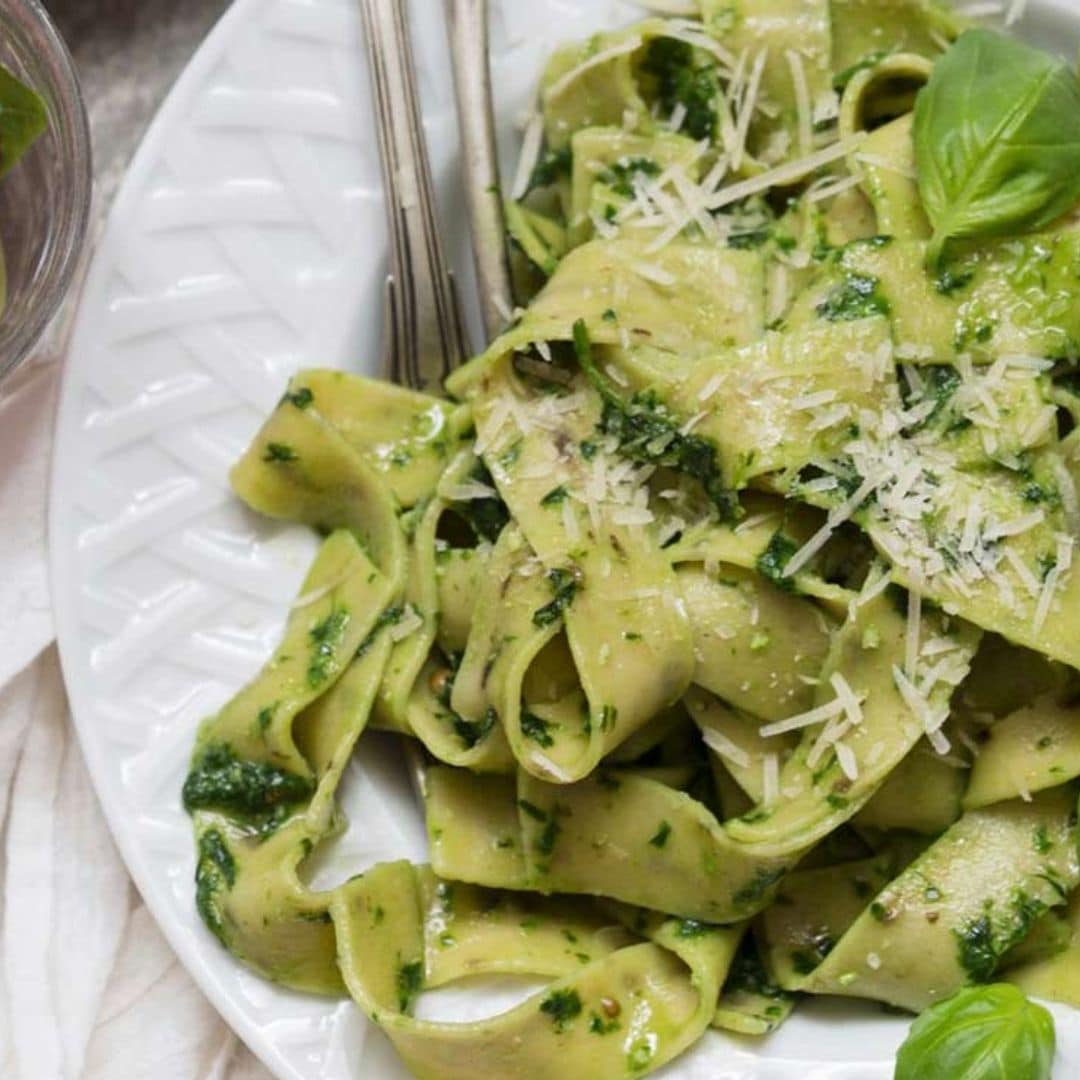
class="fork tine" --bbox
[360,0,470,392]
[445,0,514,344]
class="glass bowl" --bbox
[0,0,91,382]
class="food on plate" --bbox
[183,3,1080,1076]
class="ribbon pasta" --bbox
[183,3,1080,1077]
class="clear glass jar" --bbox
[0,0,91,382]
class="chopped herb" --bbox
[596,156,661,198]
[183,743,313,820]
[396,959,423,1012]
[957,913,998,982]
[307,608,350,688]
[539,988,582,1032]
[816,272,891,322]
[356,605,403,658]
[640,36,719,141]
[452,706,497,749]
[601,308,617,322]
[649,821,672,848]
[283,386,314,409]
[935,265,975,296]
[757,531,800,591]
[521,710,555,748]
[589,1012,620,1034]
[533,566,580,628]
[537,816,562,856]
[540,485,569,507]
[194,828,236,945]
[733,866,786,909]
[263,442,298,463]
[518,799,548,822]
[255,704,276,733]
[573,320,736,518]
[528,146,572,192]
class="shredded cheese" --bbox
[706,133,866,212]
[511,113,544,200]
[701,727,752,769]
[784,49,813,158]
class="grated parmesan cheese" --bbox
[511,113,544,200]
[784,49,813,157]
[706,133,865,211]
[702,727,752,769]
[763,752,780,804]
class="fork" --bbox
[360,0,471,392]
[359,0,511,797]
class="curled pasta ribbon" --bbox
[331,864,738,1080]
[761,788,1080,1011]
[428,590,978,923]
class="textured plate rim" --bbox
[46,0,300,1070]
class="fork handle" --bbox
[445,0,514,344]
[361,0,469,392]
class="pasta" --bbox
[183,3,1080,1076]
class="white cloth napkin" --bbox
[0,349,272,1079]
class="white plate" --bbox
[49,1,1080,1077]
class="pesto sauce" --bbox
[722,935,789,999]
[573,320,737,519]
[195,828,236,945]
[306,608,350,688]
[454,460,510,543]
[816,272,891,322]
[756,531,800,592]
[521,710,556,747]
[596,156,661,198]
[396,959,423,1012]
[639,37,719,141]
[183,743,314,821]
[649,820,672,848]
[533,567,579,629]
[732,866,787,909]
[539,988,582,1032]
[263,442,298,464]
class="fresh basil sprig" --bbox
[0,64,47,177]
[895,984,1055,1080]
[914,29,1080,267]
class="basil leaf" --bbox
[895,984,1054,1080]
[914,29,1080,266]
[0,64,47,177]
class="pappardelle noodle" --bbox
[184,3,1080,1077]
